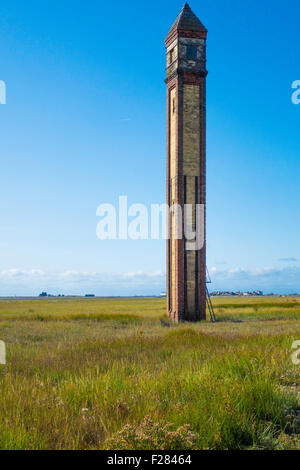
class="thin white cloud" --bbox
[0,266,299,296]
[0,269,165,296]
[209,266,300,293]
[0,269,45,278]
[279,257,298,262]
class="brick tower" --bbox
[165,3,207,322]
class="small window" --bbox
[186,45,197,60]
[172,98,176,114]
[169,48,174,64]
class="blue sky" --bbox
[0,0,299,295]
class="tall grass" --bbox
[0,297,299,449]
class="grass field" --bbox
[0,296,300,450]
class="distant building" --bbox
[85,294,95,298]
[39,292,47,297]
[210,290,264,297]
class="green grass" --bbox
[0,296,300,450]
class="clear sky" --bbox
[0,0,299,296]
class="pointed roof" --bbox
[166,3,207,45]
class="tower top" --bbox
[165,3,207,46]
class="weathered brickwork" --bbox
[170,87,177,180]
[166,3,207,322]
[183,85,200,316]
[183,85,200,176]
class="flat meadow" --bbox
[0,296,300,450]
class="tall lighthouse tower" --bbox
[165,3,207,322]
